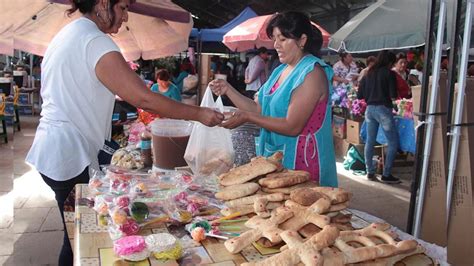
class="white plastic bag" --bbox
[184,87,234,176]
[183,74,198,92]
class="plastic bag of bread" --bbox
[111,147,144,170]
[184,87,234,176]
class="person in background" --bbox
[358,56,377,82]
[25,1,223,265]
[357,50,401,184]
[151,69,181,102]
[332,52,359,87]
[210,55,220,74]
[408,63,423,86]
[173,57,195,93]
[468,64,474,77]
[392,52,411,98]
[244,47,269,99]
[268,50,282,75]
[210,11,338,187]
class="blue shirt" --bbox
[150,83,182,102]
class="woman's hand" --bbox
[220,110,248,129]
[209,79,230,96]
[198,107,225,127]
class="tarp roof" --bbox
[191,6,257,42]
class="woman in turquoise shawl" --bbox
[151,69,182,102]
[210,12,337,187]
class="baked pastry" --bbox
[290,188,326,206]
[279,199,331,232]
[219,152,283,186]
[261,181,318,194]
[241,225,339,266]
[220,202,282,216]
[225,193,286,208]
[258,170,310,188]
[224,207,293,254]
[320,223,420,265]
[309,187,351,204]
[215,183,260,201]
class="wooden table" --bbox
[72,184,435,266]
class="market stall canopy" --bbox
[49,0,191,23]
[223,14,330,52]
[328,0,456,53]
[195,6,257,42]
[0,0,192,60]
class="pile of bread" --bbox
[215,152,427,265]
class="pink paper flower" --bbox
[119,219,140,236]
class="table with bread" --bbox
[74,152,439,265]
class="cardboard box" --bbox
[332,115,346,139]
[346,119,363,144]
[447,78,474,265]
[333,136,350,158]
[415,73,448,247]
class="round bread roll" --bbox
[215,182,260,200]
[290,188,325,206]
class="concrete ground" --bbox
[0,116,414,265]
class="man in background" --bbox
[245,47,269,99]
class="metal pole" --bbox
[446,0,463,150]
[29,54,34,88]
[5,55,10,70]
[446,0,474,220]
[413,0,447,239]
[406,0,437,234]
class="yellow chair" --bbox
[0,94,8,143]
[12,86,20,132]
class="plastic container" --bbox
[150,119,193,170]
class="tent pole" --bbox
[196,36,202,104]
[413,0,448,239]
[6,55,11,70]
[29,54,34,88]
[446,0,474,221]
[406,0,437,234]
[445,0,463,136]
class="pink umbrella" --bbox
[223,14,330,52]
[50,0,191,23]
[0,0,192,60]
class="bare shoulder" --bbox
[301,64,329,92]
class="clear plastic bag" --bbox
[184,87,235,177]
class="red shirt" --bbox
[394,71,411,99]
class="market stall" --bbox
[71,145,442,265]
[73,183,438,265]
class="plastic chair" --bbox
[11,86,20,132]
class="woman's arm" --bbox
[222,66,328,137]
[209,79,261,113]
[95,52,223,126]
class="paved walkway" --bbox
[0,115,413,265]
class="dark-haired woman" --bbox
[173,57,195,93]
[210,11,338,187]
[151,69,181,101]
[333,52,359,87]
[357,50,401,184]
[25,1,223,264]
[392,52,411,99]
